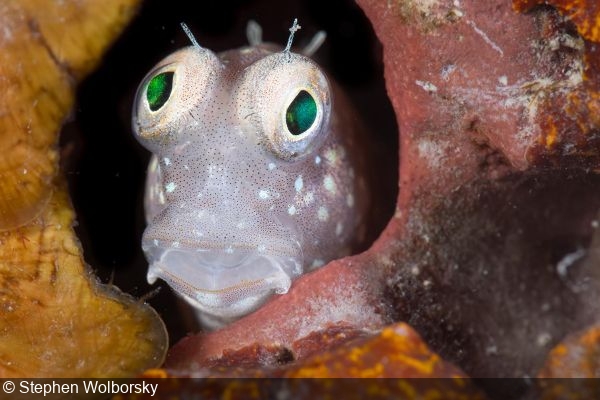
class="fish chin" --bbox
[146,247,302,326]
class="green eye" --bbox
[286,90,317,135]
[146,71,174,111]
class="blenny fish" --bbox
[132,20,369,328]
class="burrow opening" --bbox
[61,0,398,345]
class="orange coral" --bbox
[285,324,464,378]
[0,185,167,377]
[539,324,600,377]
[0,0,168,377]
[514,0,600,41]
[536,325,600,399]
[0,0,142,229]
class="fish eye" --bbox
[285,90,317,136]
[236,52,331,161]
[146,71,174,112]
[132,46,221,151]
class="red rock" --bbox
[513,0,600,167]
[165,0,600,384]
[166,259,392,367]
[134,324,487,400]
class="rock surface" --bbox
[139,323,486,400]
[163,0,600,388]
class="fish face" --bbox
[133,41,366,328]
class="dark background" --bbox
[61,0,397,342]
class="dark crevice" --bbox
[391,171,600,383]
[275,348,295,365]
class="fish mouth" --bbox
[146,246,302,321]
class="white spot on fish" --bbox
[295,175,303,192]
[183,164,189,170]
[268,162,276,170]
[325,149,338,165]
[498,75,508,86]
[163,157,171,166]
[311,259,325,268]
[258,189,270,199]
[318,206,329,221]
[323,175,336,194]
[172,241,180,248]
[303,192,314,204]
[192,229,204,237]
[315,155,321,165]
[225,246,234,254]
[336,222,343,236]
[165,182,177,193]
[347,194,354,208]
[288,205,297,215]
[257,244,266,252]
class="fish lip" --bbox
[142,238,302,260]
[145,246,302,320]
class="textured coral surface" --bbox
[162,0,600,389]
[0,0,167,377]
[0,187,166,377]
[0,0,141,229]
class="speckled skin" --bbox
[132,38,368,328]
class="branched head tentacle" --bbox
[284,18,301,60]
